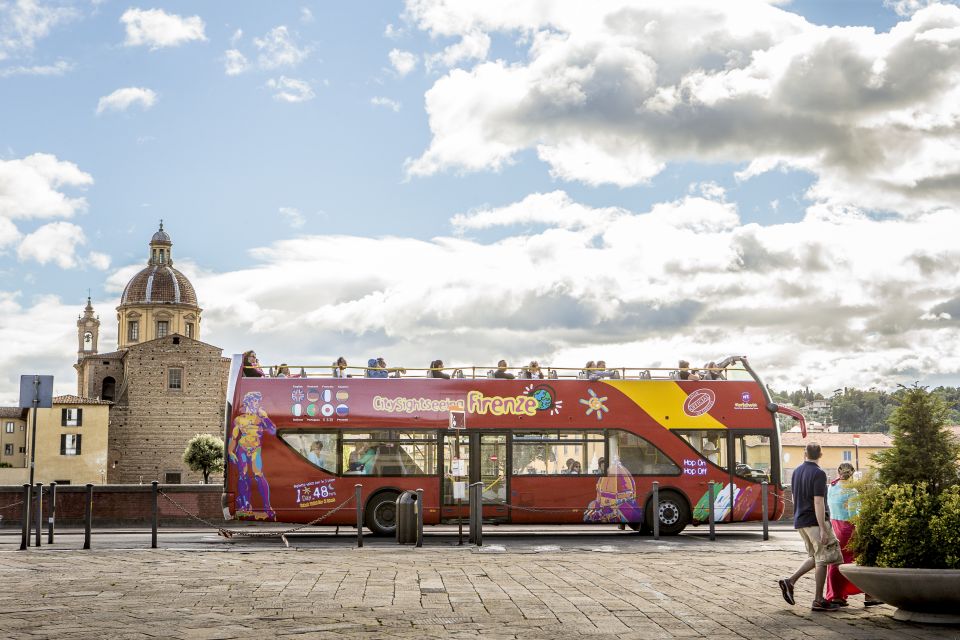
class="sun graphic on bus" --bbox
[522,384,564,416]
[579,389,609,420]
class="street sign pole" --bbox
[28,377,39,486]
[20,375,53,488]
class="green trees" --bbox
[874,386,960,492]
[852,386,960,568]
[182,433,225,484]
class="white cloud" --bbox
[0,0,76,60]
[425,30,490,70]
[0,292,117,404]
[0,153,92,220]
[384,23,404,39]
[371,96,402,112]
[230,28,243,45]
[0,59,72,77]
[0,215,21,249]
[17,221,88,268]
[388,48,417,76]
[266,76,315,103]
[884,0,957,16]
[403,1,960,216]
[87,251,111,270]
[278,207,305,228]
[223,49,249,76]
[300,7,314,23]
[120,8,206,49]
[96,87,157,115]
[254,26,309,69]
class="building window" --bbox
[185,322,194,338]
[164,472,181,484]
[61,408,83,427]
[157,320,169,338]
[128,320,139,342]
[842,450,852,462]
[5,421,13,434]
[20,447,25,453]
[168,368,183,390]
[3,444,12,456]
[60,434,82,456]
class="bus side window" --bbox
[733,433,771,482]
[609,430,680,475]
[676,430,728,469]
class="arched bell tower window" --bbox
[83,332,93,350]
[101,376,116,402]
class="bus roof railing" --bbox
[242,357,754,382]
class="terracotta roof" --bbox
[0,407,26,418]
[80,350,125,360]
[52,395,112,405]
[120,265,198,306]
[781,432,892,447]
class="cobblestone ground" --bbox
[1,535,957,639]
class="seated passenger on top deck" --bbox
[242,350,265,377]
[677,360,701,381]
[332,356,349,378]
[580,361,596,379]
[377,356,405,378]
[521,360,544,379]
[428,359,451,379]
[589,360,620,381]
[365,358,389,378]
[493,360,515,379]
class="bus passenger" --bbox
[365,358,389,378]
[677,360,701,381]
[522,361,544,379]
[564,458,582,474]
[274,364,291,378]
[581,361,596,379]
[428,359,451,379]
[242,350,264,378]
[332,357,349,378]
[377,357,406,378]
[493,360,515,379]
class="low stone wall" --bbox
[0,484,224,528]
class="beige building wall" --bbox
[1,412,27,467]
[26,399,110,485]
[117,305,200,350]
[781,432,891,483]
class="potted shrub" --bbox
[841,386,960,623]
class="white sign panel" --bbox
[453,481,467,500]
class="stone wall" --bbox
[0,484,224,527]
[77,355,124,401]
[108,335,229,485]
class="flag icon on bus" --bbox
[449,410,466,430]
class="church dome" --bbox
[120,222,198,306]
[121,265,198,305]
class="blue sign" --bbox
[19,375,54,409]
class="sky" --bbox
[2,0,960,403]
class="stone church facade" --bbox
[75,224,230,484]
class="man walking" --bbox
[778,442,841,611]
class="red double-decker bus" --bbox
[221,357,801,535]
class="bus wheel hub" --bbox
[659,502,679,525]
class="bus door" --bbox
[729,430,774,522]
[441,432,508,521]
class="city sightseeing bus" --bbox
[221,357,804,535]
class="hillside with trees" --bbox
[770,386,960,433]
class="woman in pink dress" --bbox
[825,462,881,607]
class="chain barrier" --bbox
[158,490,356,547]
[0,500,24,512]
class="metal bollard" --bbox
[151,481,159,549]
[652,481,660,540]
[474,484,482,547]
[47,482,56,544]
[761,481,769,541]
[20,484,31,550]
[415,488,424,548]
[83,483,93,550]
[708,481,716,542]
[34,483,42,548]
[354,484,363,548]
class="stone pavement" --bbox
[1,529,957,639]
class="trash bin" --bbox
[395,490,418,544]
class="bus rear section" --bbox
[222,360,785,535]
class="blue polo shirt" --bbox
[791,460,827,529]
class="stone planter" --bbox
[839,564,960,624]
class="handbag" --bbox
[822,533,843,565]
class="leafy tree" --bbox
[873,385,960,495]
[182,433,225,484]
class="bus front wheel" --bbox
[365,491,400,536]
[645,491,690,536]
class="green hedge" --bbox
[853,483,960,569]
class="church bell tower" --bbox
[77,294,100,361]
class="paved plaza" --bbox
[1,525,956,639]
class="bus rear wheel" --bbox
[365,491,400,536]
[645,491,690,536]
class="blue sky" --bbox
[2,0,960,402]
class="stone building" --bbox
[75,223,229,484]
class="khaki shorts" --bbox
[798,525,841,565]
